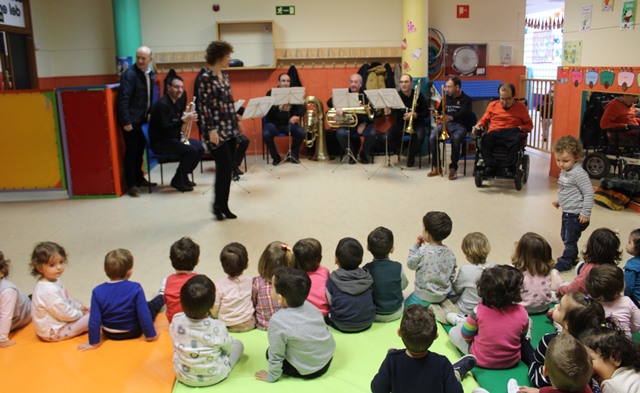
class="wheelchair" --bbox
[472,128,531,191]
[580,93,640,180]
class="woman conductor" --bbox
[197,41,241,220]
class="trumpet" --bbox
[181,97,196,145]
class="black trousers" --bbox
[480,128,521,169]
[385,121,426,161]
[265,349,332,379]
[152,138,204,184]
[212,140,234,209]
[122,126,147,188]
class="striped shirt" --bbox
[557,162,594,218]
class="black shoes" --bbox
[272,156,281,166]
[170,177,193,192]
[359,152,369,164]
[480,166,497,176]
[213,205,237,220]
[139,178,157,187]
[406,157,415,168]
[349,156,356,164]
[128,186,140,197]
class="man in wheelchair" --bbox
[472,83,533,178]
[599,94,640,146]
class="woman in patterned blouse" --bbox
[197,41,242,220]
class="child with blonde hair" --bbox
[212,242,255,332]
[252,241,295,330]
[0,250,31,347]
[78,248,163,350]
[512,232,555,314]
[451,232,495,316]
[623,228,640,307]
[586,264,640,339]
[30,242,90,341]
[293,238,329,316]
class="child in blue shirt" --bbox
[624,228,640,307]
[78,248,164,350]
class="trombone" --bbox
[435,85,449,176]
[400,79,421,168]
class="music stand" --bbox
[364,89,409,179]
[242,96,278,179]
[331,90,368,172]
[270,87,308,171]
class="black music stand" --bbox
[242,96,279,179]
[331,90,367,172]
[270,87,308,172]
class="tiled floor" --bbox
[2,150,638,305]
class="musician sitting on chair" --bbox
[473,83,533,178]
[384,74,429,168]
[264,73,305,165]
[148,72,204,192]
[429,76,473,180]
[600,94,640,145]
[326,73,377,164]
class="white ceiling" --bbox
[526,0,564,14]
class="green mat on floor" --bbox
[443,312,556,393]
[172,320,480,393]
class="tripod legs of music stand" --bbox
[246,119,279,179]
[333,129,367,172]
[368,137,409,179]
[272,125,308,172]
[399,132,413,170]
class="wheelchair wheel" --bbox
[624,166,640,181]
[521,155,530,184]
[474,174,483,188]
[583,152,610,179]
[515,170,523,191]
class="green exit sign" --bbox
[276,6,295,15]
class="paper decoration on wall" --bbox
[401,39,407,50]
[600,69,615,88]
[603,0,614,12]
[562,41,582,66]
[406,20,417,33]
[410,48,422,60]
[557,67,570,84]
[533,31,554,63]
[621,0,636,30]
[403,61,411,72]
[585,68,599,88]
[618,68,635,90]
[581,5,593,31]
[571,68,584,87]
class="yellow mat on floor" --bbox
[172,320,479,393]
[3,314,175,393]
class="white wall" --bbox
[564,0,640,66]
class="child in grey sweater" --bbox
[255,266,336,383]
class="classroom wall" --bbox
[563,0,640,66]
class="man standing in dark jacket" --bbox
[117,46,156,197]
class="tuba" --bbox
[303,96,329,161]
[326,103,373,128]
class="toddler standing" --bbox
[78,248,163,350]
[160,237,199,323]
[451,232,495,316]
[512,232,555,314]
[212,242,255,332]
[293,238,329,316]
[363,227,408,322]
[623,228,640,307]
[405,211,457,307]
[170,275,244,387]
[252,241,295,330]
[0,251,31,347]
[551,136,594,272]
[30,242,90,341]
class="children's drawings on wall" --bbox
[581,4,593,32]
[617,68,635,90]
[562,41,582,66]
[621,0,636,30]
[571,68,584,87]
[558,67,570,84]
[586,68,599,88]
[600,69,616,88]
[602,0,614,12]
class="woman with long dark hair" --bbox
[197,41,241,220]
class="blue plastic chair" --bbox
[141,124,190,193]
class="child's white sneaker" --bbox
[472,388,490,393]
[550,269,564,291]
[507,378,520,393]
[446,313,466,326]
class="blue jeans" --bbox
[263,122,305,160]
[555,212,590,271]
[337,124,376,156]
[429,122,468,170]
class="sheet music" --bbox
[364,90,385,109]
[234,99,246,112]
[379,88,407,109]
[271,87,306,105]
[332,88,360,108]
[242,96,276,119]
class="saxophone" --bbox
[303,96,329,161]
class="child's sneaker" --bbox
[550,269,564,291]
[575,261,585,275]
[429,304,448,324]
[525,317,533,341]
[440,298,462,315]
[453,354,477,381]
[507,378,520,393]
[446,313,466,326]
[472,389,490,393]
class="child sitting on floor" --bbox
[448,265,529,369]
[405,211,457,307]
[539,333,594,393]
[586,264,640,339]
[0,250,31,347]
[255,266,335,383]
[512,232,555,314]
[325,237,376,333]
[170,275,244,387]
[371,305,477,393]
[450,232,495,316]
[78,248,163,350]
[212,242,255,332]
[363,226,408,322]
[160,237,199,323]
[293,238,329,316]
[30,242,90,342]
[581,326,640,393]
[552,228,622,297]
[623,228,640,307]
[252,241,295,330]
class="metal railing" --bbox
[520,77,555,152]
